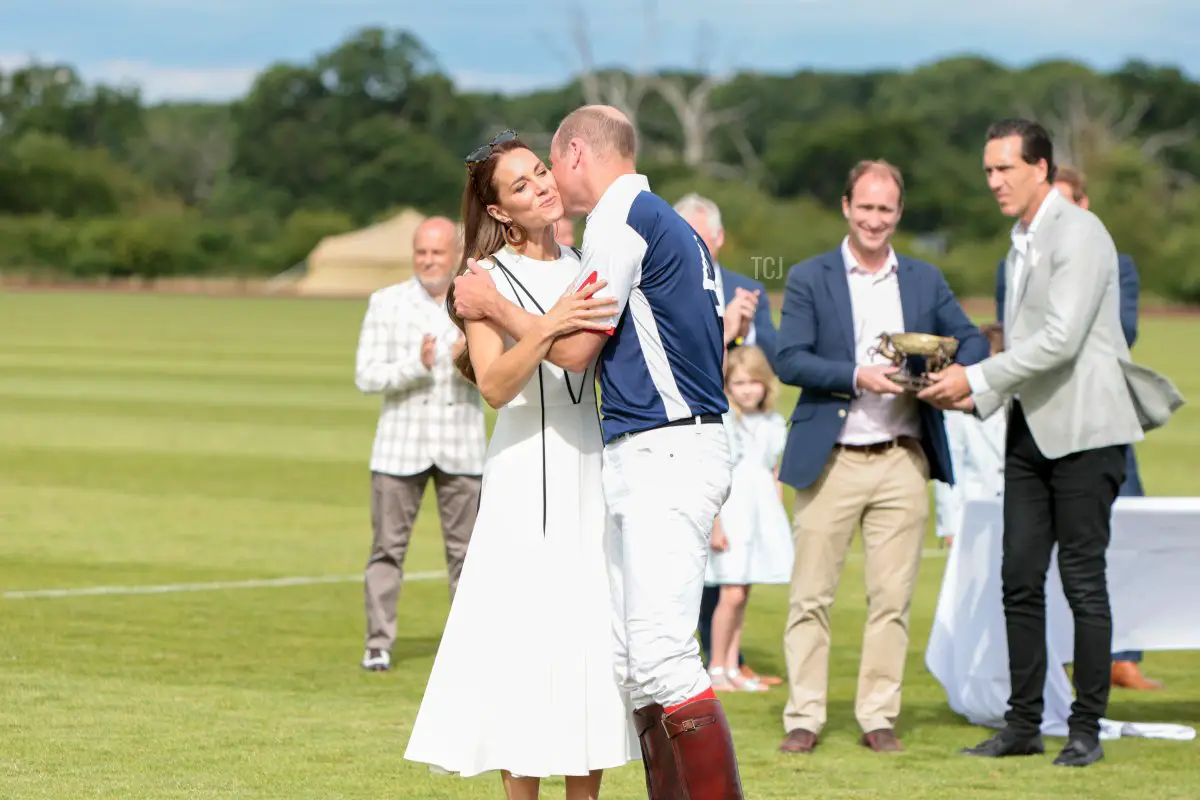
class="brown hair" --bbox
[445,136,536,384]
[980,322,1005,353]
[1053,164,1087,203]
[843,159,905,206]
[724,345,778,415]
[553,105,637,162]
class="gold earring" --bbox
[504,223,527,247]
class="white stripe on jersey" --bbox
[626,286,692,419]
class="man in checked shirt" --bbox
[355,216,487,672]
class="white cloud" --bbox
[0,52,35,71]
[1,52,564,102]
[3,0,1196,102]
[1,52,260,102]
[87,60,260,103]
[537,0,1196,66]
[450,70,563,95]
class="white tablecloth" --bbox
[926,497,1200,741]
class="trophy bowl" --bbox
[869,332,959,392]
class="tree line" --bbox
[2,26,1199,301]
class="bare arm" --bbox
[466,316,557,409]
[452,255,622,374]
[711,515,729,552]
[464,276,619,406]
[507,226,641,372]
[488,300,607,373]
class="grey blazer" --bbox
[974,197,1185,459]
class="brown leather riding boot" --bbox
[633,698,745,799]
[633,703,677,799]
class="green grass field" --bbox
[1,291,1197,799]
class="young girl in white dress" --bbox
[705,344,794,693]
[403,132,640,800]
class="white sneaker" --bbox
[361,648,390,671]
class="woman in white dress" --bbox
[705,345,794,693]
[403,130,640,799]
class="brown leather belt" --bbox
[836,436,918,454]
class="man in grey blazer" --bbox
[920,118,1184,768]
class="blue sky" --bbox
[3,0,1198,102]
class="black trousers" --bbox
[1002,400,1126,741]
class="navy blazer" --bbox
[775,249,989,491]
[720,265,778,371]
[995,254,1139,346]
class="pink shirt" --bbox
[838,238,921,446]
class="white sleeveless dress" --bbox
[705,411,794,586]
[404,246,640,779]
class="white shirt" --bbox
[354,278,487,477]
[966,188,1060,396]
[838,238,921,445]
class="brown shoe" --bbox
[634,699,745,799]
[740,663,783,687]
[779,728,818,754]
[861,728,904,752]
[1112,660,1164,690]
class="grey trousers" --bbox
[364,468,481,651]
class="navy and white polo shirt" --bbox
[573,173,729,442]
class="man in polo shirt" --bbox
[450,105,744,798]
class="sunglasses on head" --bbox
[465,129,518,166]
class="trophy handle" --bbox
[931,343,952,372]
[870,333,900,365]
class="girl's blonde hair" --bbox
[723,345,778,415]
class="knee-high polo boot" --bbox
[632,698,744,799]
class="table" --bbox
[926,497,1200,740]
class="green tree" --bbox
[0,62,144,156]
[229,27,477,223]
[0,132,153,217]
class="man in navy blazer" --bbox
[775,160,988,756]
[994,165,1160,691]
[676,192,783,689]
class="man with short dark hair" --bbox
[993,163,1158,690]
[921,118,1184,767]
